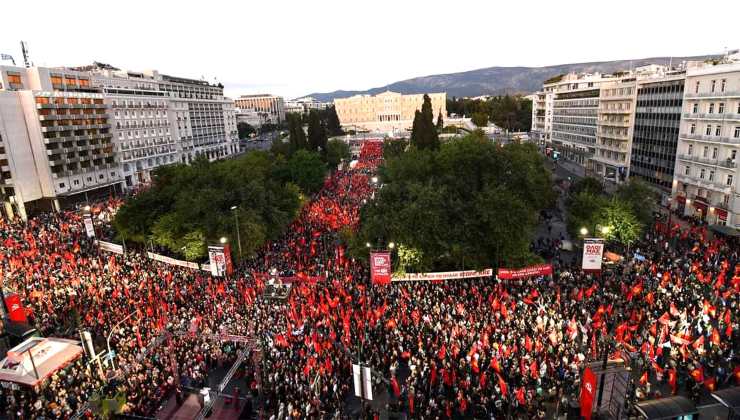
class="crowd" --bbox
[0,138,738,419]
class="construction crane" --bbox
[20,41,31,68]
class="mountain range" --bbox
[304,54,718,102]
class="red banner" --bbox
[580,367,597,420]
[497,264,553,280]
[4,293,28,323]
[370,252,392,285]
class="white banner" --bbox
[97,240,124,254]
[83,215,95,238]
[582,238,604,271]
[392,268,493,282]
[208,246,226,277]
[146,252,200,270]
[352,364,362,398]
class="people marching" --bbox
[0,139,738,419]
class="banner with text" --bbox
[497,264,553,280]
[582,238,605,271]
[83,214,95,238]
[392,268,493,282]
[370,252,392,285]
[98,241,124,254]
[208,246,228,277]
[147,252,200,270]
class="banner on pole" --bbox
[582,238,605,271]
[98,241,124,254]
[392,268,493,282]
[147,252,200,270]
[370,252,392,285]
[83,214,95,238]
[3,293,27,323]
[497,264,553,280]
[208,246,228,277]
[580,367,597,420]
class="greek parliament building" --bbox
[333,91,446,132]
[0,63,238,220]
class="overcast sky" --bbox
[1,0,738,99]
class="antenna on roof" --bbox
[20,41,31,68]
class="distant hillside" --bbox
[306,55,717,102]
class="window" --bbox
[59,183,65,188]
[735,127,740,138]
[720,79,726,92]
[709,103,715,114]
[718,103,725,114]
[728,174,734,186]
[685,166,691,175]
[715,126,721,136]
[695,81,700,93]
[706,125,712,135]
[712,147,718,159]
[709,171,714,181]
[692,103,698,113]
[688,144,693,155]
[703,146,708,157]
[690,123,696,134]
[711,80,716,93]
[700,168,705,179]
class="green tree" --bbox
[287,113,307,153]
[325,139,350,169]
[615,178,657,226]
[570,177,604,196]
[383,138,407,160]
[326,105,343,136]
[566,191,609,239]
[471,112,488,127]
[410,94,440,150]
[436,111,444,131]
[237,122,255,139]
[599,198,642,247]
[307,110,328,153]
[287,150,327,194]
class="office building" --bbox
[672,56,740,228]
[334,91,446,133]
[594,78,637,182]
[629,73,685,199]
[285,96,331,115]
[234,94,285,124]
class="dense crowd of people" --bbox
[0,139,738,419]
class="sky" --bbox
[1,0,738,99]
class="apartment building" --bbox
[530,91,552,143]
[594,78,637,182]
[334,91,446,132]
[234,94,285,125]
[629,74,685,199]
[672,60,740,228]
[285,96,331,115]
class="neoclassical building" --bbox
[334,91,446,133]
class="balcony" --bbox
[676,174,733,194]
[682,112,740,121]
[681,133,740,145]
[600,108,631,114]
[678,154,738,168]
[685,91,740,99]
[599,119,631,128]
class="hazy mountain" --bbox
[306,55,717,102]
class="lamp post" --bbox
[230,206,243,259]
[106,312,135,371]
[220,236,228,244]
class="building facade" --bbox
[594,78,637,182]
[234,94,285,125]
[333,91,446,133]
[285,96,331,115]
[0,64,238,219]
[672,61,740,228]
[629,74,685,198]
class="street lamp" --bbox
[230,206,243,259]
[580,227,589,236]
[219,236,227,244]
[371,176,378,184]
[365,242,371,248]
[388,242,395,250]
[83,205,91,212]
[106,312,135,371]
[600,225,611,235]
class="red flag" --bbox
[580,367,597,420]
[639,371,649,385]
[711,328,721,346]
[391,377,401,398]
[690,366,704,383]
[497,374,508,397]
[667,368,678,395]
[525,336,533,353]
[515,387,526,405]
[704,376,717,392]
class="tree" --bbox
[287,150,327,195]
[307,110,328,153]
[471,112,488,127]
[237,122,255,139]
[615,178,658,226]
[599,198,642,247]
[383,138,407,160]
[566,191,609,239]
[570,177,604,196]
[436,111,444,131]
[359,133,552,271]
[326,105,343,136]
[325,139,350,170]
[287,113,307,153]
[410,94,440,150]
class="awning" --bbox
[712,386,740,414]
[0,337,83,387]
[634,396,698,419]
[709,224,740,237]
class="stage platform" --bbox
[156,393,249,420]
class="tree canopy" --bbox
[113,150,326,261]
[356,132,554,271]
[447,95,532,131]
[410,94,440,150]
[307,109,328,153]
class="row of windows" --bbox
[682,165,734,185]
[687,124,740,138]
[638,83,684,96]
[636,99,682,108]
[684,144,737,161]
[690,102,740,114]
[693,78,729,94]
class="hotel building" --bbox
[333,91,446,133]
